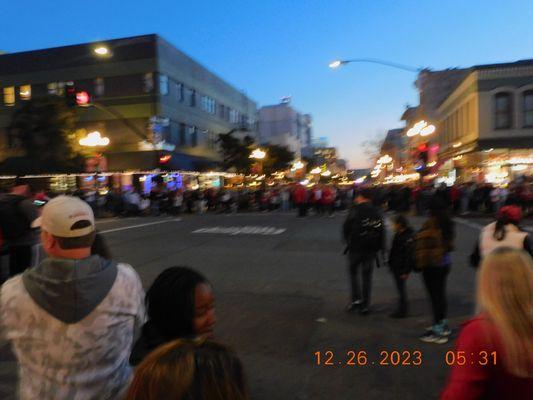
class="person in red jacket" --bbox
[441,247,533,400]
[293,184,308,217]
[321,185,336,217]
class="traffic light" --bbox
[65,83,91,107]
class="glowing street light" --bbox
[329,60,344,69]
[321,170,332,177]
[249,148,266,160]
[328,58,420,72]
[94,46,110,56]
[406,120,436,137]
[310,167,322,174]
[79,131,110,147]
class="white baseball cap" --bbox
[32,195,95,238]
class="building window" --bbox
[190,126,198,147]
[19,85,31,100]
[159,74,169,95]
[47,82,58,95]
[143,73,154,93]
[176,83,184,102]
[229,109,239,123]
[3,87,15,106]
[494,92,512,129]
[523,91,533,127]
[179,123,187,145]
[95,78,105,97]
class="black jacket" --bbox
[342,202,385,255]
[388,227,415,275]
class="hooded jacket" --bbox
[0,255,145,400]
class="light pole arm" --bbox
[337,58,421,73]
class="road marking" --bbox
[100,219,181,234]
[192,226,286,235]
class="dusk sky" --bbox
[3,0,533,168]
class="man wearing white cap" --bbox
[0,196,145,399]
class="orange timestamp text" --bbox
[314,350,423,367]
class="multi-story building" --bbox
[258,101,313,158]
[0,34,258,172]
[435,59,533,184]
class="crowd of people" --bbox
[0,178,532,399]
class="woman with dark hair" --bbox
[388,214,415,318]
[415,198,455,344]
[129,266,215,366]
[126,339,249,400]
[470,205,532,267]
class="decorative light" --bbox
[354,176,367,184]
[321,170,332,177]
[292,160,304,169]
[406,120,436,137]
[453,155,463,161]
[310,167,321,174]
[300,179,309,185]
[250,148,266,159]
[511,164,527,172]
[79,131,110,147]
[452,142,462,148]
[378,154,393,164]
[427,161,437,167]
[484,148,494,153]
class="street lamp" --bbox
[94,46,110,56]
[250,148,266,160]
[328,58,421,73]
[406,120,436,137]
[79,131,110,147]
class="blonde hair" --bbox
[477,247,533,378]
[126,338,249,400]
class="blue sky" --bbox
[3,0,533,168]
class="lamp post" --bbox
[79,131,110,216]
[329,58,421,73]
[250,148,267,175]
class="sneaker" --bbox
[359,307,370,316]
[419,331,449,344]
[345,300,362,312]
[425,325,452,336]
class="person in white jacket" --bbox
[470,204,533,267]
[0,196,145,400]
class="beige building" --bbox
[436,60,533,184]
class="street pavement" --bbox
[0,210,496,399]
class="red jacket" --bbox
[293,186,308,204]
[441,315,533,400]
[321,187,335,205]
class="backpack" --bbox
[415,219,445,270]
[0,195,31,241]
[349,206,384,255]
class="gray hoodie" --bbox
[22,255,118,324]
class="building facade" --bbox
[0,34,258,172]
[436,60,533,184]
[258,101,313,158]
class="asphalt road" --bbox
[0,210,505,399]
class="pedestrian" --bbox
[343,187,385,315]
[415,198,455,344]
[322,185,336,217]
[126,339,249,400]
[388,214,415,318]
[441,248,533,399]
[293,184,308,217]
[130,266,215,365]
[0,178,40,282]
[281,187,290,212]
[0,196,145,399]
[470,204,532,267]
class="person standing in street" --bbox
[0,179,40,283]
[343,188,385,315]
[415,198,455,344]
[387,214,415,318]
[0,195,145,399]
[293,184,308,217]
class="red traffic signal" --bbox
[76,91,91,106]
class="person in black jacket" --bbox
[130,266,216,366]
[343,188,385,315]
[388,214,415,318]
